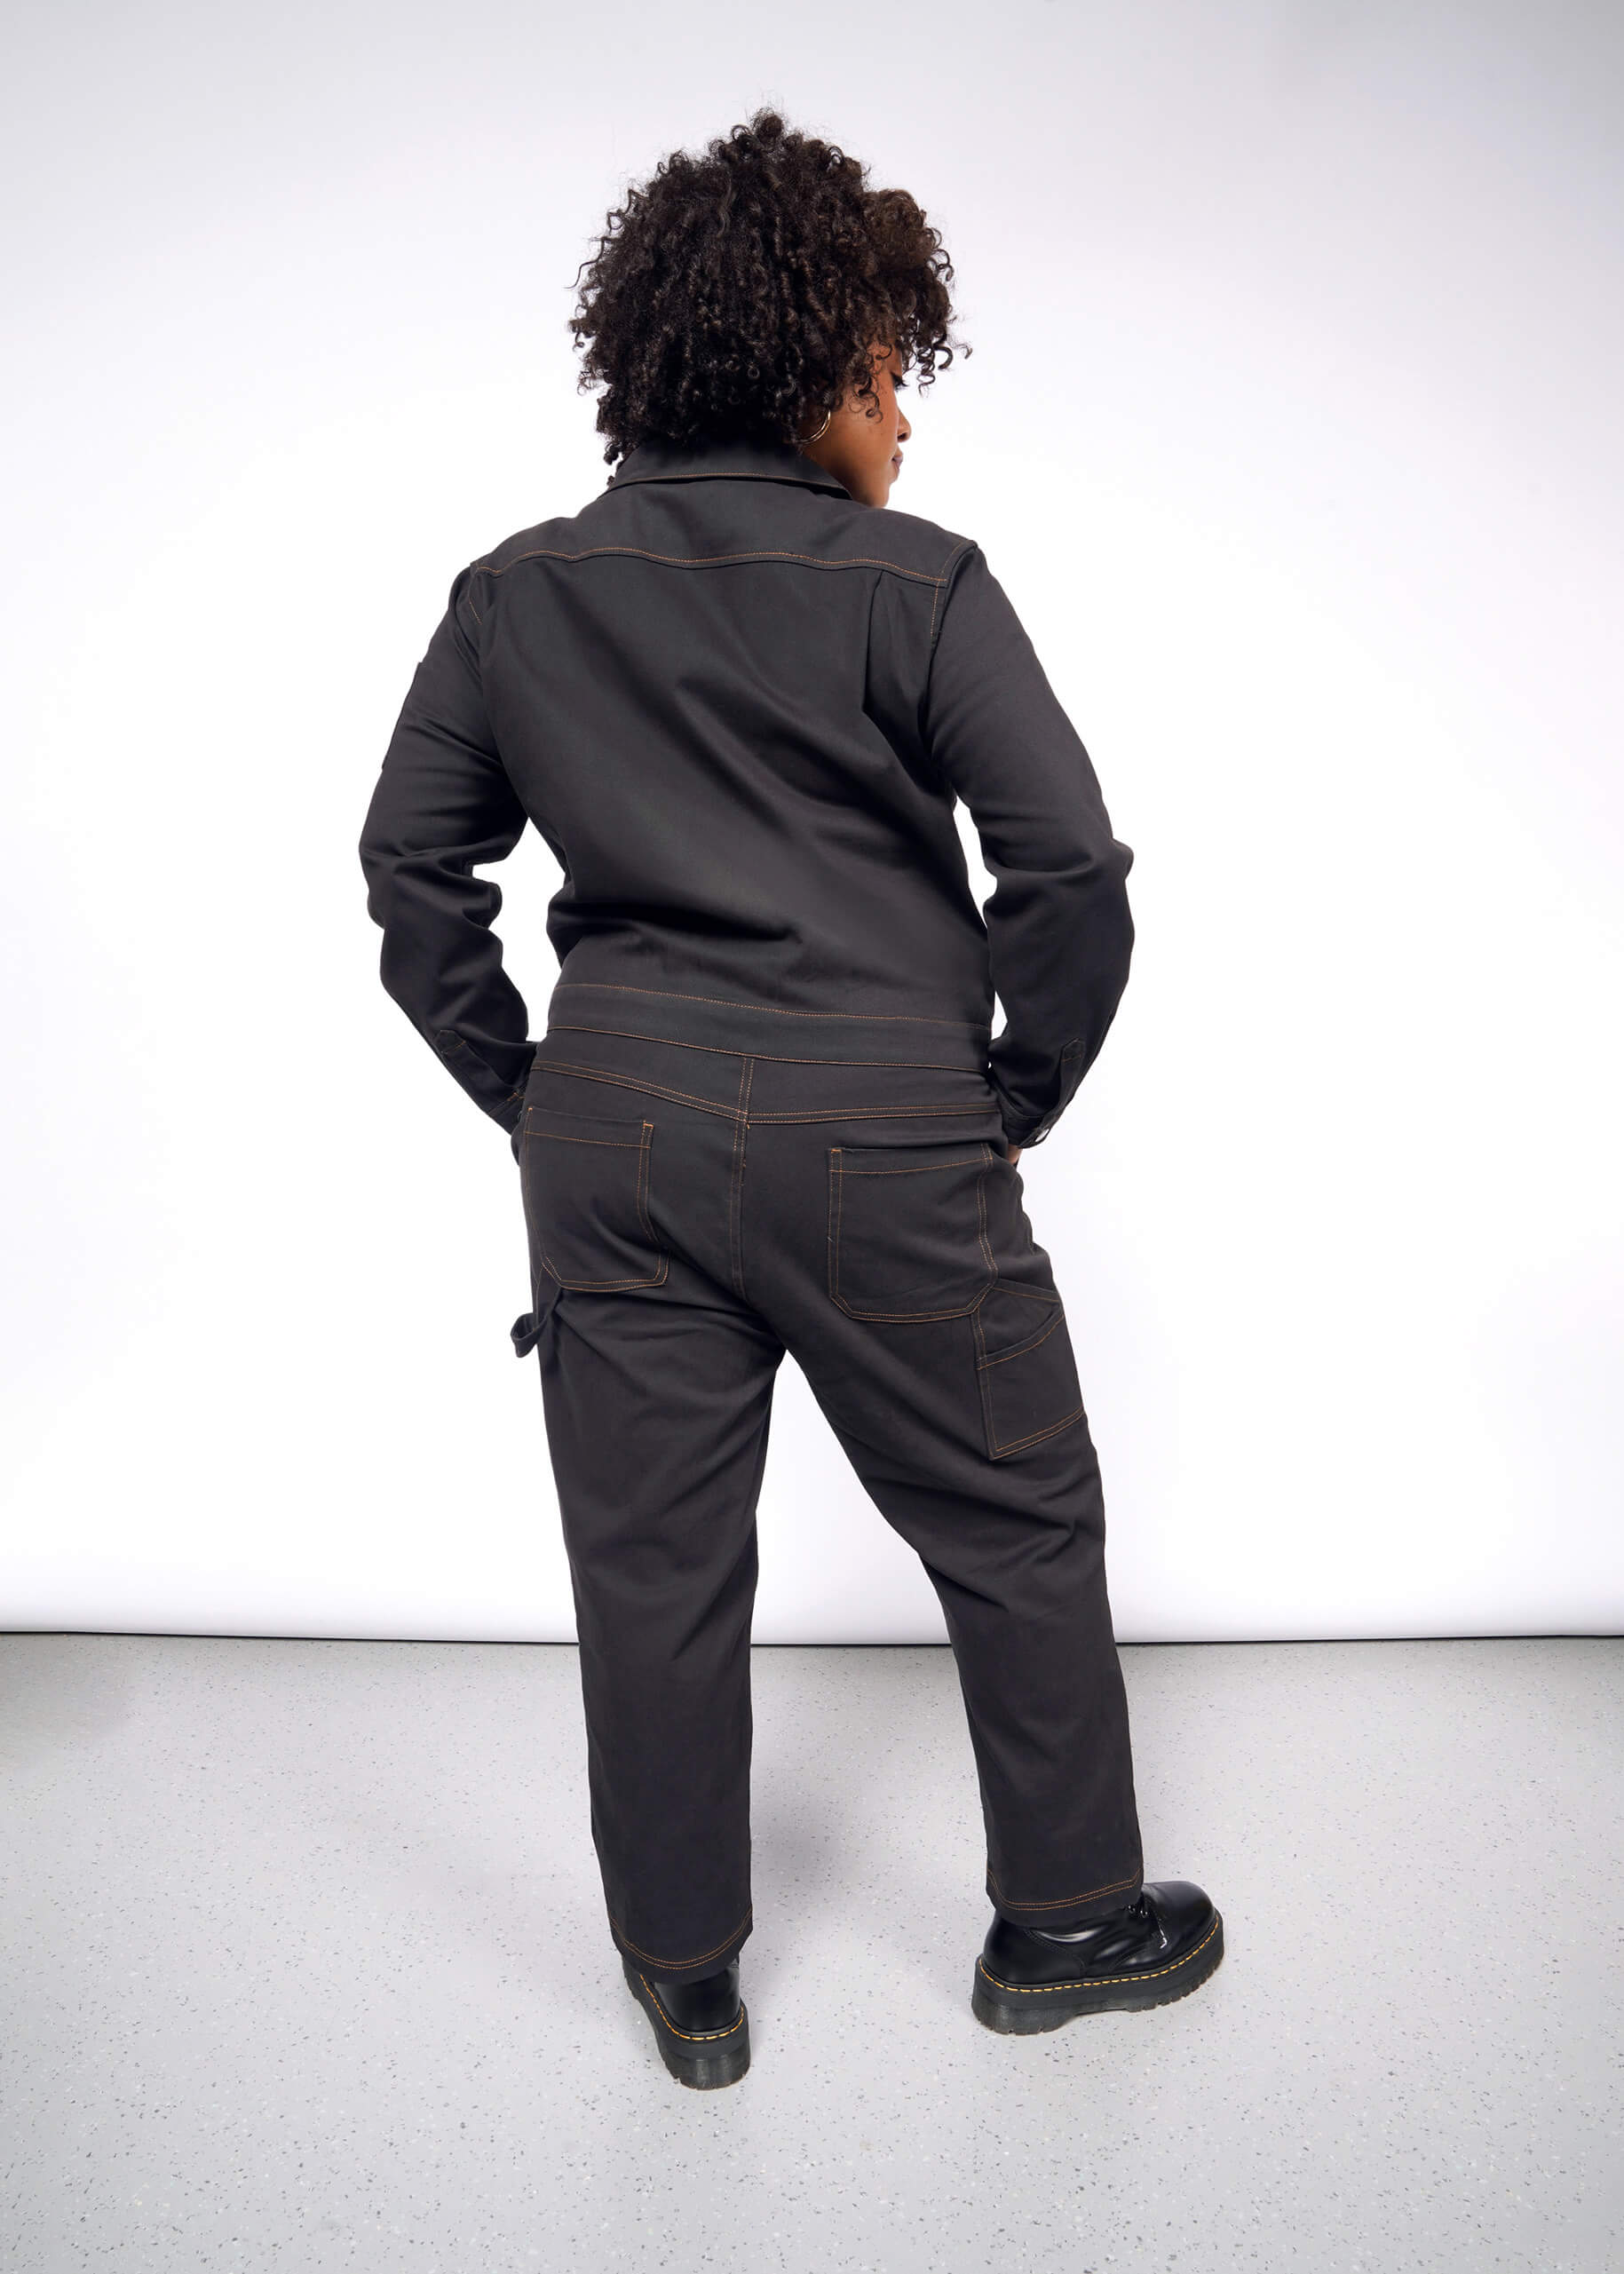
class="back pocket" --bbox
[521,1105,668,1292]
[828,1139,997,1319]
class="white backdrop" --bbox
[3,0,1619,1642]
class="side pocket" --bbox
[971,1286,1085,1459]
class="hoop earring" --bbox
[804,406,833,443]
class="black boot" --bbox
[972,1880,1224,2033]
[622,1953,751,2088]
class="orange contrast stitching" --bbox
[535,1118,668,1290]
[478,543,947,585]
[975,1144,996,1280]
[634,1120,661,1263]
[728,1058,754,1298]
[976,1914,1221,1994]
[535,1059,738,1118]
[978,1309,1067,1368]
[747,1105,991,1124]
[540,1259,668,1290]
[535,1057,995,1126]
[526,1131,641,1148]
[986,1867,1142,1910]
[613,1909,752,1969]
[974,1291,1082,1454]
[986,1405,1085,1457]
[827,1144,995,1320]
[547,1018,988,1074]
[836,1157,988,1175]
[930,538,975,643]
[551,982,984,1029]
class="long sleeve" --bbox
[921,543,1135,1149]
[358,565,535,1134]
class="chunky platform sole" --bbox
[971,1908,1224,2033]
[622,1955,751,2088]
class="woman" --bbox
[359,109,1221,2090]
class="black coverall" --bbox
[359,435,1145,1982]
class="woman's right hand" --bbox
[1008,1145,1022,1167]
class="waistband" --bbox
[543,979,994,1071]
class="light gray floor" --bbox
[2,1636,1619,2272]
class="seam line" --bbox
[987,1867,1142,1910]
[546,1018,989,1073]
[551,983,987,1029]
[611,1908,753,1969]
[476,543,948,586]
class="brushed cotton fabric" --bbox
[359,432,1135,1153]
[358,435,1144,1977]
[507,1018,1143,1982]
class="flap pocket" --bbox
[828,1138,997,1320]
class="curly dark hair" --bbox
[567,108,970,462]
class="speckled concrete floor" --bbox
[2,1635,1619,2272]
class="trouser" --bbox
[508,982,1145,1985]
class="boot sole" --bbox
[622,1956,751,2088]
[971,1909,1224,2033]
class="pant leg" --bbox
[515,1044,784,1985]
[512,1021,1144,1969]
[740,1057,1146,1931]
[802,1357,1144,1928]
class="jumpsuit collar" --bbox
[606,433,855,500]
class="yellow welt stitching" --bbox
[978,1914,1220,1993]
[638,1973,747,2042]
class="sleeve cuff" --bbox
[990,1039,1089,1150]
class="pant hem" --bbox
[608,1905,754,1983]
[986,1865,1144,1930]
